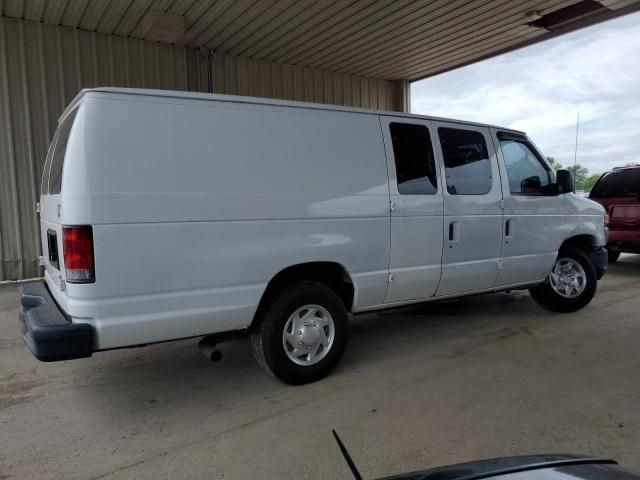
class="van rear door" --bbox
[39,106,79,285]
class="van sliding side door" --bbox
[379,116,444,304]
[432,122,503,296]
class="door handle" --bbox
[505,219,513,242]
[448,221,459,245]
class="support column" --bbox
[393,79,411,112]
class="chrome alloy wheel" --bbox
[282,305,335,366]
[549,257,587,299]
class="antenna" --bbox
[574,112,580,166]
[332,430,364,480]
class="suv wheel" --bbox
[529,246,597,313]
[251,281,348,385]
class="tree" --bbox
[544,156,601,191]
[546,156,563,170]
[566,165,589,191]
[583,173,601,192]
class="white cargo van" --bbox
[20,88,607,384]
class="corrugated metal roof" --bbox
[3,0,640,80]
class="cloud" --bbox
[412,12,640,173]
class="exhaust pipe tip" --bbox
[198,336,222,362]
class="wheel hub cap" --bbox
[282,305,335,366]
[298,324,320,345]
[549,257,587,299]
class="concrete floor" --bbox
[1,256,640,480]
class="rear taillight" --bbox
[62,226,95,283]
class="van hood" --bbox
[567,193,606,216]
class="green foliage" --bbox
[565,165,588,191]
[545,157,601,191]
[546,157,563,170]
[583,173,601,192]
[558,164,599,192]
[566,164,588,182]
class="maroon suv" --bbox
[589,166,640,262]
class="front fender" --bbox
[562,194,607,247]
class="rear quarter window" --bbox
[40,130,60,195]
[389,122,438,195]
[47,108,79,195]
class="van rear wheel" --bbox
[250,281,348,385]
[607,248,621,263]
[529,246,597,313]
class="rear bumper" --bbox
[19,281,93,362]
[589,247,608,280]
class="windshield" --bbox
[590,170,640,198]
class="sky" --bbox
[411,11,640,175]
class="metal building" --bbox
[1,0,638,280]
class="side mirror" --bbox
[556,169,574,193]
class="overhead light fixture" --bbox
[524,10,544,22]
[526,0,610,30]
[141,10,185,44]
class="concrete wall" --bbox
[0,16,401,280]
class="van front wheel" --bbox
[529,246,597,313]
[250,281,348,385]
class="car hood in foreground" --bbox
[379,454,639,480]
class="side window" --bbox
[438,127,491,195]
[389,122,438,195]
[48,108,78,195]
[40,129,61,195]
[499,138,552,194]
[590,170,640,198]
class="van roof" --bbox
[63,87,524,134]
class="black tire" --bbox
[607,249,621,263]
[529,246,597,313]
[250,281,348,385]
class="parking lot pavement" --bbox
[1,256,640,480]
